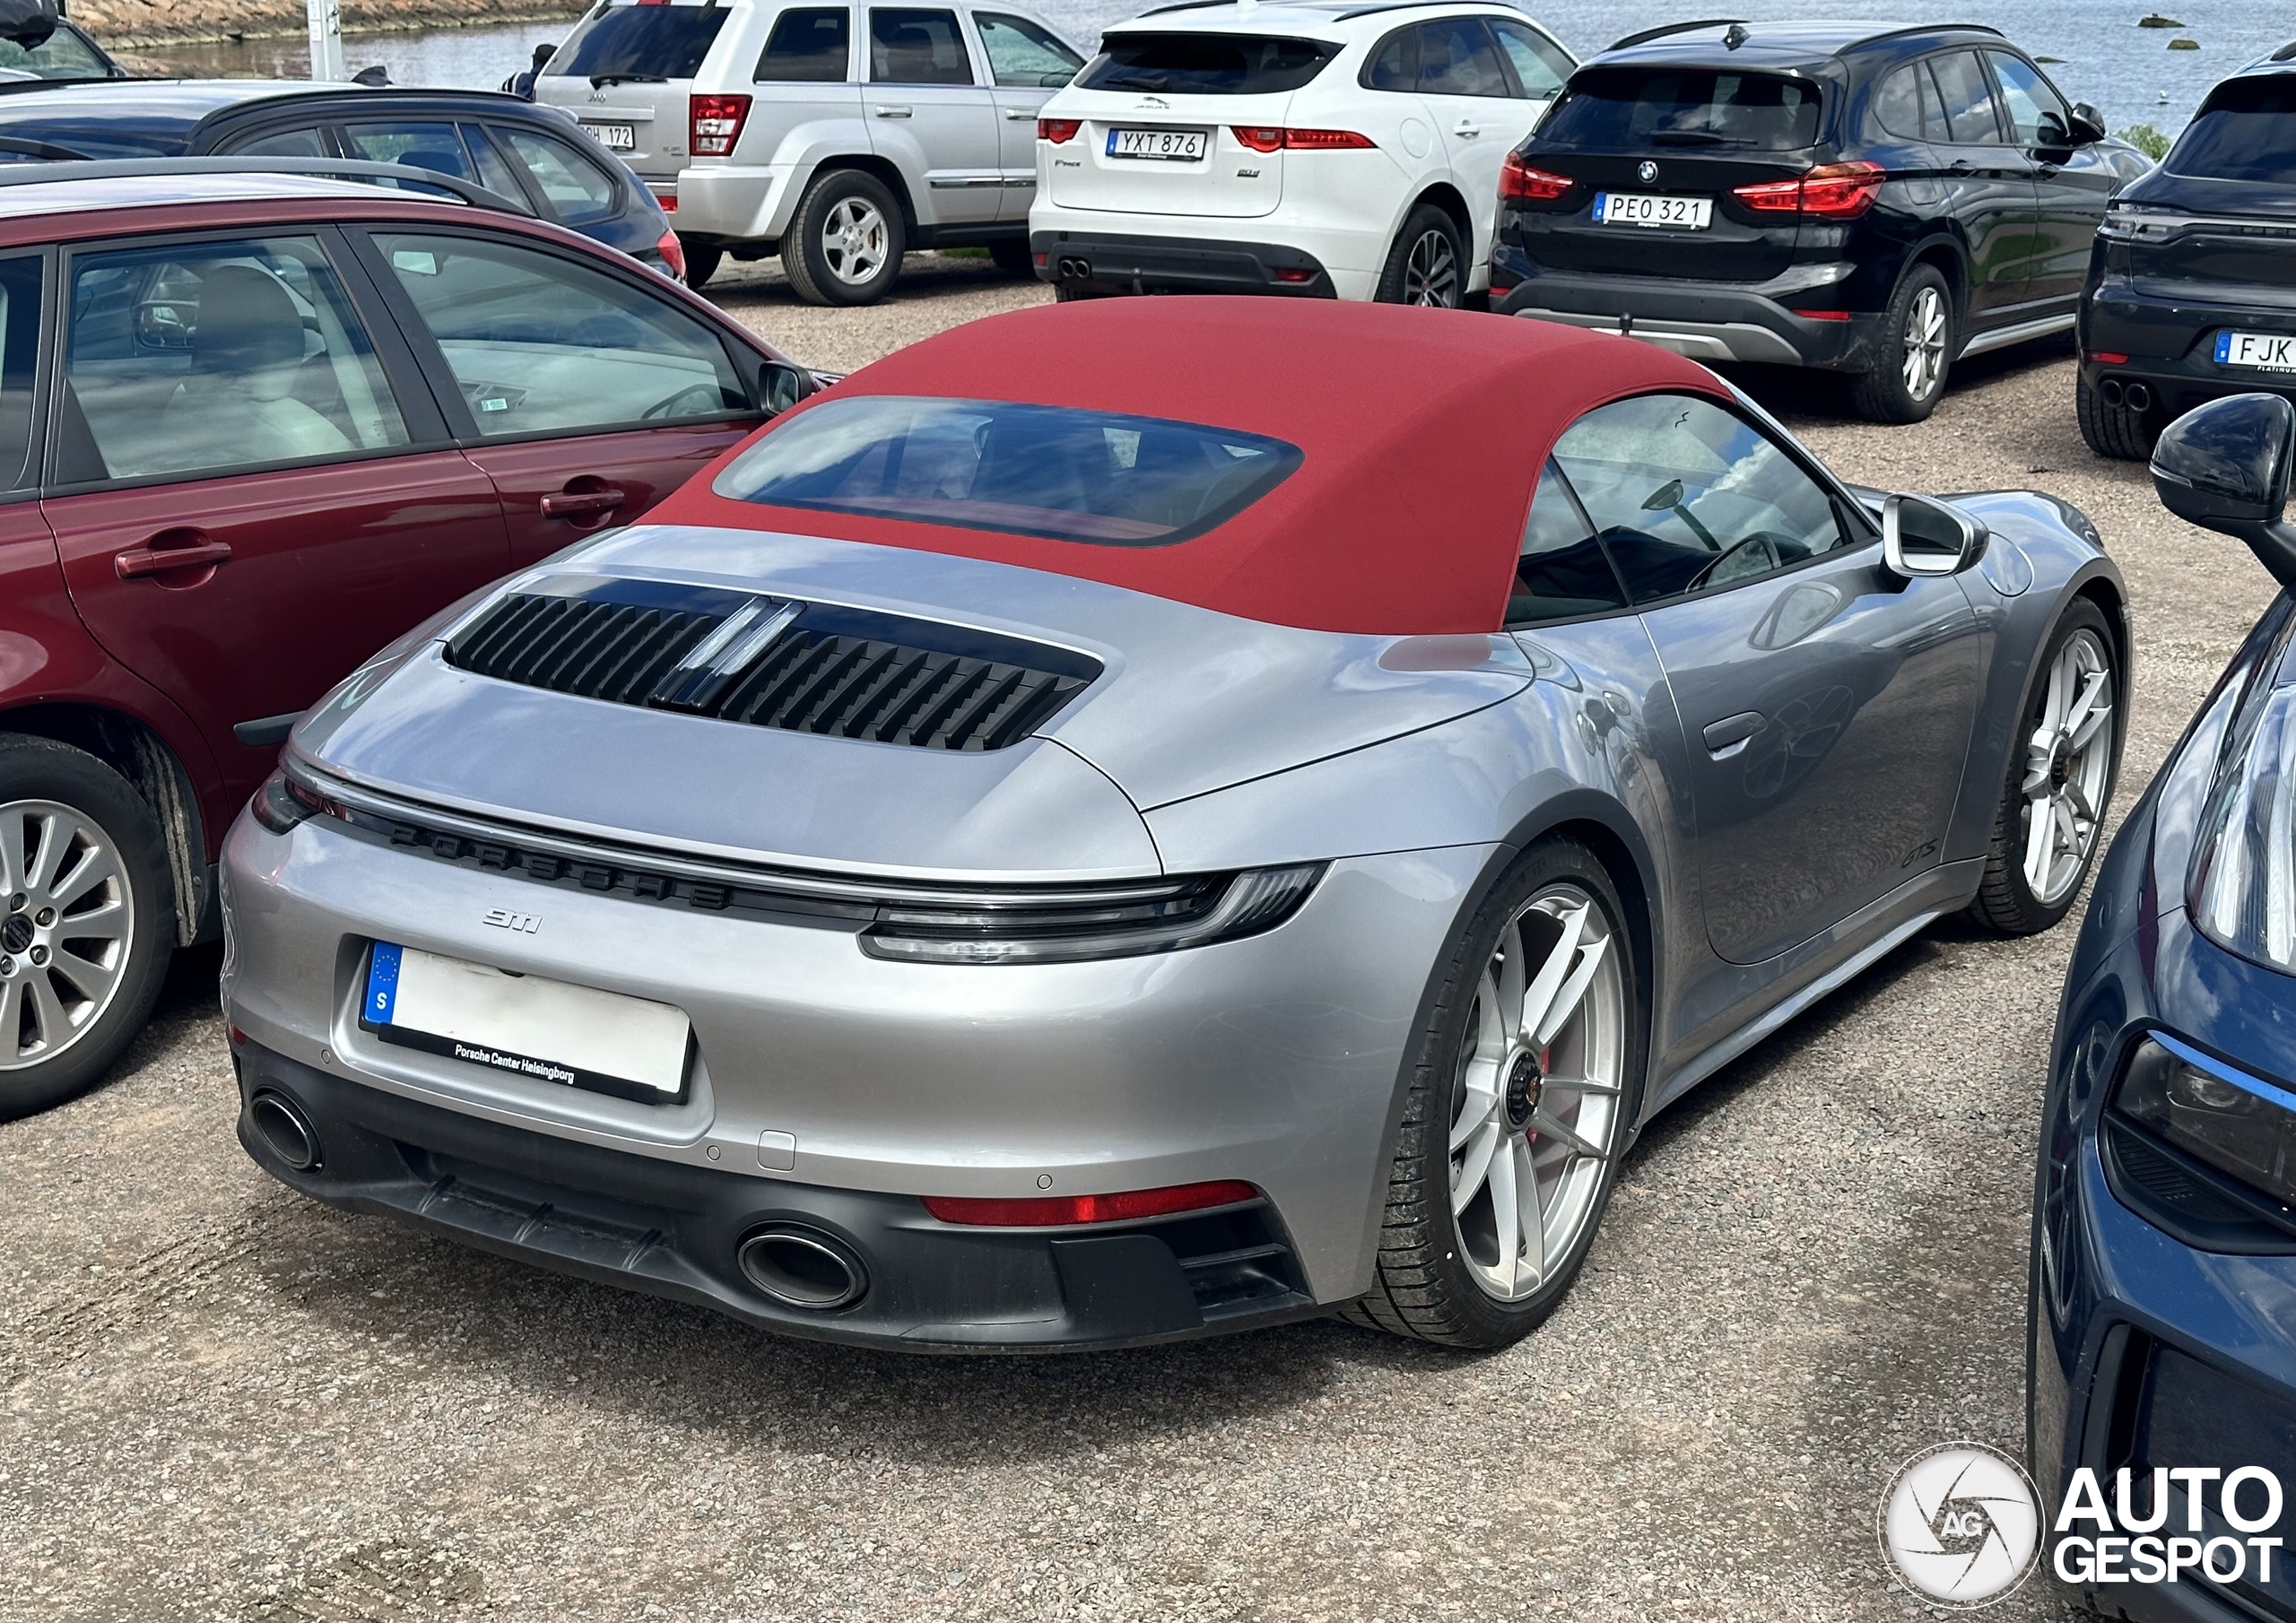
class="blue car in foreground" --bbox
[2034,392,2296,1622]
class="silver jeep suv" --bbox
[535,0,1083,303]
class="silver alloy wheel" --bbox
[1405,229,1459,307]
[2020,628,2115,905]
[1901,282,1948,402]
[820,195,889,287]
[0,799,134,1071]
[1448,883,1626,1302]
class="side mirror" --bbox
[758,359,816,415]
[2068,101,2107,144]
[2151,393,2296,589]
[1883,492,1987,578]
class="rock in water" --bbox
[2138,12,2185,26]
[2168,36,2199,49]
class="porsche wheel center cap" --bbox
[1505,1052,1544,1131]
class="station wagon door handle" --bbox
[114,535,232,579]
[1701,711,1765,759]
[874,104,913,118]
[539,486,626,520]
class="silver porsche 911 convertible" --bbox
[221,299,2126,1351]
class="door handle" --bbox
[115,534,231,579]
[1701,711,1765,759]
[1002,107,1035,120]
[1454,121,1482,137]
[874,104,912,118]
[1947,160,1974,175]
[539,485,626,520]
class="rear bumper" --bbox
[1494,262,1880,369]
[1031,229,1338,299]
[2082,284,2296,421]
[669,164,797,246]
[236,1038,1326,1353]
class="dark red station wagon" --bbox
[0,165,809,1115]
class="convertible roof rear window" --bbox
[711,395,1303,546]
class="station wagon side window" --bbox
[1413,18,1510,99]
[1510,459,1630,627]
[1925,51,2004,145]
[973,13,1081,88]
[1488,20,1570,100]
[492,125,621,223]
[58,236,410,485]
[0,256,40,494]
[869,8,975,84]
[1549,394,1848,604]
[756,6,853,81]
[1871,63,1935,143]
[1361,26,1417,92]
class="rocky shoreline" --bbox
[74,0,585,52]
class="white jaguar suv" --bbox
[1029,0,1574,305]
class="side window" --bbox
[1872,64,1926,141]
[1490,20,1570,100]
[1415,18,1509,99]
[869,8,974,84]
[974,13,1082,88]
[61,237,408,484]
[1550,394,1848,604]
[0,256,40,492]
[1926,51,2002,144]
[232,126,329,158]
[1512,460,1628,627]
[461,125,529,202]
[374,232,747,438]
[493,126,621,223]
[757,7,852,81]
[344,120,477,179]
[1986,50,2071,145]
[1362,26,1415,91]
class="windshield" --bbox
[1539,66,1822,150]
[713,396,1303,546]
[1076,33,1336,96]
[546,1,728,82]
[2166,75,2296,184]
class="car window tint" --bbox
[757,6,851,81]
[975,13,1080,88]
[0,256,40,490]
[1489,20,1570,100]
[1551,394,1846,604]
[1511,460,1627,626]
[545,1,729,81]
[2168,74,2296,184]
[231,126,328,158]
[494,126,619,223]
[1362,26,1415,91]
[1540,67,1822,151]
[1081,33,1336,95]
[1415,18,1509,99]
[63,237,408,483]
[1872,64,1924,140]
[1926,51,2001,144]
[1986,51,2069,145]
[870,8,972,84]
[344,120,476,180]
[376,232,745,437]
[461,124,528,200]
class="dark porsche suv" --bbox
[1494,22,2147,422]
[2079,56,2296,459]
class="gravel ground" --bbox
[1,264,2280,1623]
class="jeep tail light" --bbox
[1733,160,1884,219]
[689,93,752,158]
[1231,126,1372,152]
[1499,152,1573,201]
[921,1179,1260,1227]
[1038,117,1081,143]
[656,228,687,282]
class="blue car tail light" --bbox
[2192,681,2296,971]
[2112,1035,2296,1228]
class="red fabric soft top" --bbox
[649,297,1728,635]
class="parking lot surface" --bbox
[1,268,2276,1622]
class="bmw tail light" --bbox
[689,93,752,158]
[923,1180,1259,1227]
[655,228,687,282]
[2192,680,2296,971]
[1499,152,1573,201]
[1732,161,1884,218]
[1038,117,1081,143]
[1231,126,1372,152]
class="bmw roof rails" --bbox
[1609,18,1742,50]
[1136,0,1525,16]
[2272,38,2296,60]
[0,153,534,213]
[1607,17,2004,52]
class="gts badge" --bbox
[483,907,542,934]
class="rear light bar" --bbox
[1499,152,1573,201]
[921,1179,1259,1227]
[690,92,752,158]
[1038,117,1081,143]
[654,227,687,282]
[1230,126,1374,153]
[1732,160,1884,219]
[2089,351,2130,365]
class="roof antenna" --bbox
[1722,22,1749,48]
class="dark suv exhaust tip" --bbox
[2125,381,2152,413]
[1057,256,1091,280]
[249,1089,322,1171]
[736,1225,867,1310]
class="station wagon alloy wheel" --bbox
[1449,882,1625,1302]
[2021,628,2115,906]
[0,799,134,1072]
[822,196,890,288]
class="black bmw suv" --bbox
[2079,56,2296,459]
[1493,22,2148,422]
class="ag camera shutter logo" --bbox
[1876,1442,2043,1608]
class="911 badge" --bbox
[482,908,541,934]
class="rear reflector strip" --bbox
[922,1180,1259,1227]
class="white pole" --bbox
[307,0,345,81]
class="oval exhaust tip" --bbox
[249,1090,322,1172]
[736,1226,866,1310]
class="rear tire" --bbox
[989,238,1034,276]
[0,736,173,1122]
[2076,369,2154,460]
[1849,263,1953,423]
[1375,204,1465,308]
[679,239,721,290]
[782,169,905,307]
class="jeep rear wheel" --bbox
[783,169,906,307]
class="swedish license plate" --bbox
[361,942,691,1103]
[1593,192,1713,229]
[1107,126,1207,161]
[585,121,637,151]
[2216,329,2296,371]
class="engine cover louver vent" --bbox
[442,577,1099,752]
